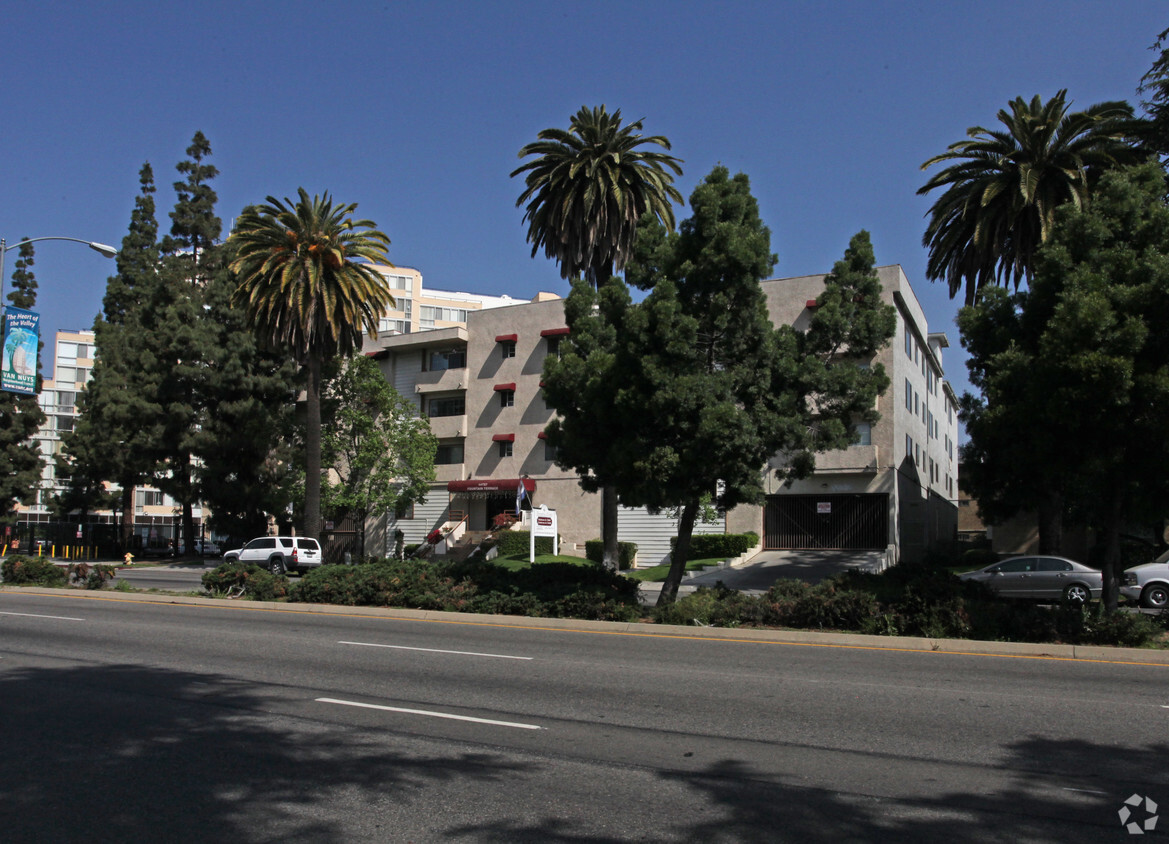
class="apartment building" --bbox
[364,265,958,566]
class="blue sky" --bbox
[2,1,1164,417]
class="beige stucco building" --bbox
[364,265,959,566]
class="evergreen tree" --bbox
[150,133,223,551]
[550,168,894,604]
[60,163,163,548]
[0,241,47,521]
[195,235,300,546]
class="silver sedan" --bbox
[959,555,1101,605]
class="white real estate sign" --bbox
[529,505,558,562]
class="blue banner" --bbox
[2,307,40,395]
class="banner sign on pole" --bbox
[1,307,40,395]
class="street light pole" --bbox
[0,236,118,306]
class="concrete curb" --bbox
[4,585,1168,666]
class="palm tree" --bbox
[918,90,1138,305]
[512,104,684,285]
[512,105,683,570]
[229,189,394,540]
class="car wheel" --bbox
[1063,584,1091,606]
[224,554,238,565]
[1140,584,1169,610]
[269,556,285,576]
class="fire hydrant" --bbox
[123,552,134,566]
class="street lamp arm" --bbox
[0,235,118,307]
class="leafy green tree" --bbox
[512,104,683,569]
[60,163,163,547]
[0,241,47,521]
[961,162,1169,608]
[230,189,395,540]
[162,130,221,276]
[919,91,1140,305]
[321,355,436,558]
[552,168,894,604]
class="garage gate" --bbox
[763,493,888,550]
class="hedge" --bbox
[584,539,638,570]
[1,555,67,586]
[495,529,560,557]
[669,532,758,560]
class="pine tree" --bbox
[0,241,47,521]
[149,133,223,550]
[60,163,163,547]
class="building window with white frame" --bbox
[853,422,872,446]
[499,389,515,408]
[501,340,516,359]
[498,440,513,458]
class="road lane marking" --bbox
[0,611,84,621]
[1063,787,1109,795]
[338,641,532,660]
[316,697,544,730]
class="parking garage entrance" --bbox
[763,493,888,550]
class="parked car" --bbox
[1122,549,1169,609]
[959,555,1101,605]
[193,540,221,558]
[222,536,322,576]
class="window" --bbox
[905,379,912,411]
[56,416,75,432]
[498,440,513,457]
[59,342,78,360]
[915,444,920,466]
[420,305,470,324]
[546,336,561,358]
[435,443,464,464]
[544,441,560,462]
[378,317,410,334]
[501,340,516,359]
[428,348,466,371]
[142,489,165,507]
[499,389,514,408]
[57,391,76,412]
[914,392,919,416]
[853,422,872,446]
[905,433,912,459]
[57,366,76,384]
[428,396,465,417]
[905,327,912,357]
[926,410,933,438]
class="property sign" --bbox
[1,307,39,395]
[529,505,558,561]
[817,502,832,515]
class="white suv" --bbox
[1121,549,1169,609]
[223,536,323,576]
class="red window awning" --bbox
[537,431,547,439]
[493,382,516,391]
[491,433,515,442]
[495,333,518,343]
[447,477,535,493]
[540,327,570,337]
[806,299,819,308]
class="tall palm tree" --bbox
[918,90,1138,305]
[512,105,683,570]
[512,104,684,285]
[229,189,394,540]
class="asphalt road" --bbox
[1,590,1165,842]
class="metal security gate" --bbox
[764,493,888,550]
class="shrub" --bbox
[1,555,66,586]
[291,560,476,611]
[669,533,757,560]
[961,547,1000,569]
[496,530,560,557]
[202,562,289,601]
[584,539,638,570]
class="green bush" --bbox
[669,533,758,560]
[1,555,67,586]
[291,560,476,611]
[496,530,560,557]
[584,539,638,570]
[961,547,1000,569]
[202,562,289,601]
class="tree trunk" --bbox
[657,500,700,607]
[1036,490,1063,555]
[304,353,322,540]
[1101,488,1124,611]
[601,484,619,571]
